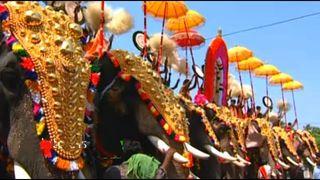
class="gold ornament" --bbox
[5,1,90,160]
[273,127,298,157]
[110,49,189,141]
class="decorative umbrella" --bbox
[166,9,205,80]
[171,29,205,77]
[269,73,293,124]
[254,64,280,98]
[282,80,303,129]
[228,46,253,98]
[165,9,205,32]
[237,57,264,111]
[144,1,188,71]
[171,30,205,47]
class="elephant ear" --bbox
[64,1,85,24]
[0,52,25,104]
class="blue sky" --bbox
[42,1,320,128]
[104,1,320,128]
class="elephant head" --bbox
[0,1,93,178]
[176,94,247,178]
[94,49,210,178]
[272,126,304,178]
[244,118,283,178]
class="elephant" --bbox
[177,94,249,179]
[92,49,212,178]
[272,126,304,179]
[0,33,75,179]
[0,1,94,178]
[293,130,317,178]
[243,118,287,179]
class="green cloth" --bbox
[125,153,161,179]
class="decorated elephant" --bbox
[272,126,304,178]
[177,93,251,179]
[90,49,219,178]
[293,129,318,178]
[0,1,93,178]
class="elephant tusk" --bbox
[232,160,246,168]
[286,156,299,167]
[222,151,238,161]
[14,161,31,179]
[147,136,189,164]
[78,170,86,179]
[312,154,317,159]
[277,159,290,170]
[236,154,251,165]
[184,143,210,159]
[306,157,317,167]
[204,145,237,162]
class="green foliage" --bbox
[304,124,320,150]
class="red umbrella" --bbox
[171,30,205,47]
[171,30,205,78]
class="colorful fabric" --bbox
[125,153,161,179]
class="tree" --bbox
[303,124,320,150]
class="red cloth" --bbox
[40,140,52,158]
[20,57,35,71]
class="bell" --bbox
[54,36,64,45]
[55,114,62,120]
[20,30,26,37]
[52,87,59,96]
[40,46,47,53]
[60,39,75,54]
[69,23,83,37]
[54,24,64,35]
[46,58,54,69]
[53,101,61,110]
[48,73,57,82]
[24,10,42,26]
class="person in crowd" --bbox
[236,96,245,118]
[256,106,263,118]
[103,139,176,179]
[229,99,238,117]
[313,152,320,179]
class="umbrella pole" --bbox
[98,0,105,56]
[265,75,270,118]
[143,0,147,59]
[185,46,188,78]
[292,90,298,129]
[236,60,245,116]
[157,2,168,72]
[249,69,256,115]
[281,83,287,125]
[183,20,196,66]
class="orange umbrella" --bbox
[269,73,293,85]
[237,57,264,111]
[145,1,188,19]
[165,9,205,32]
[228,46,253,63]
[254,64,280,100]
[282,80,303,129]
[237,57,264,71]
[269,73,293,124]
[144,1,188,71]
[228,46,253,99]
